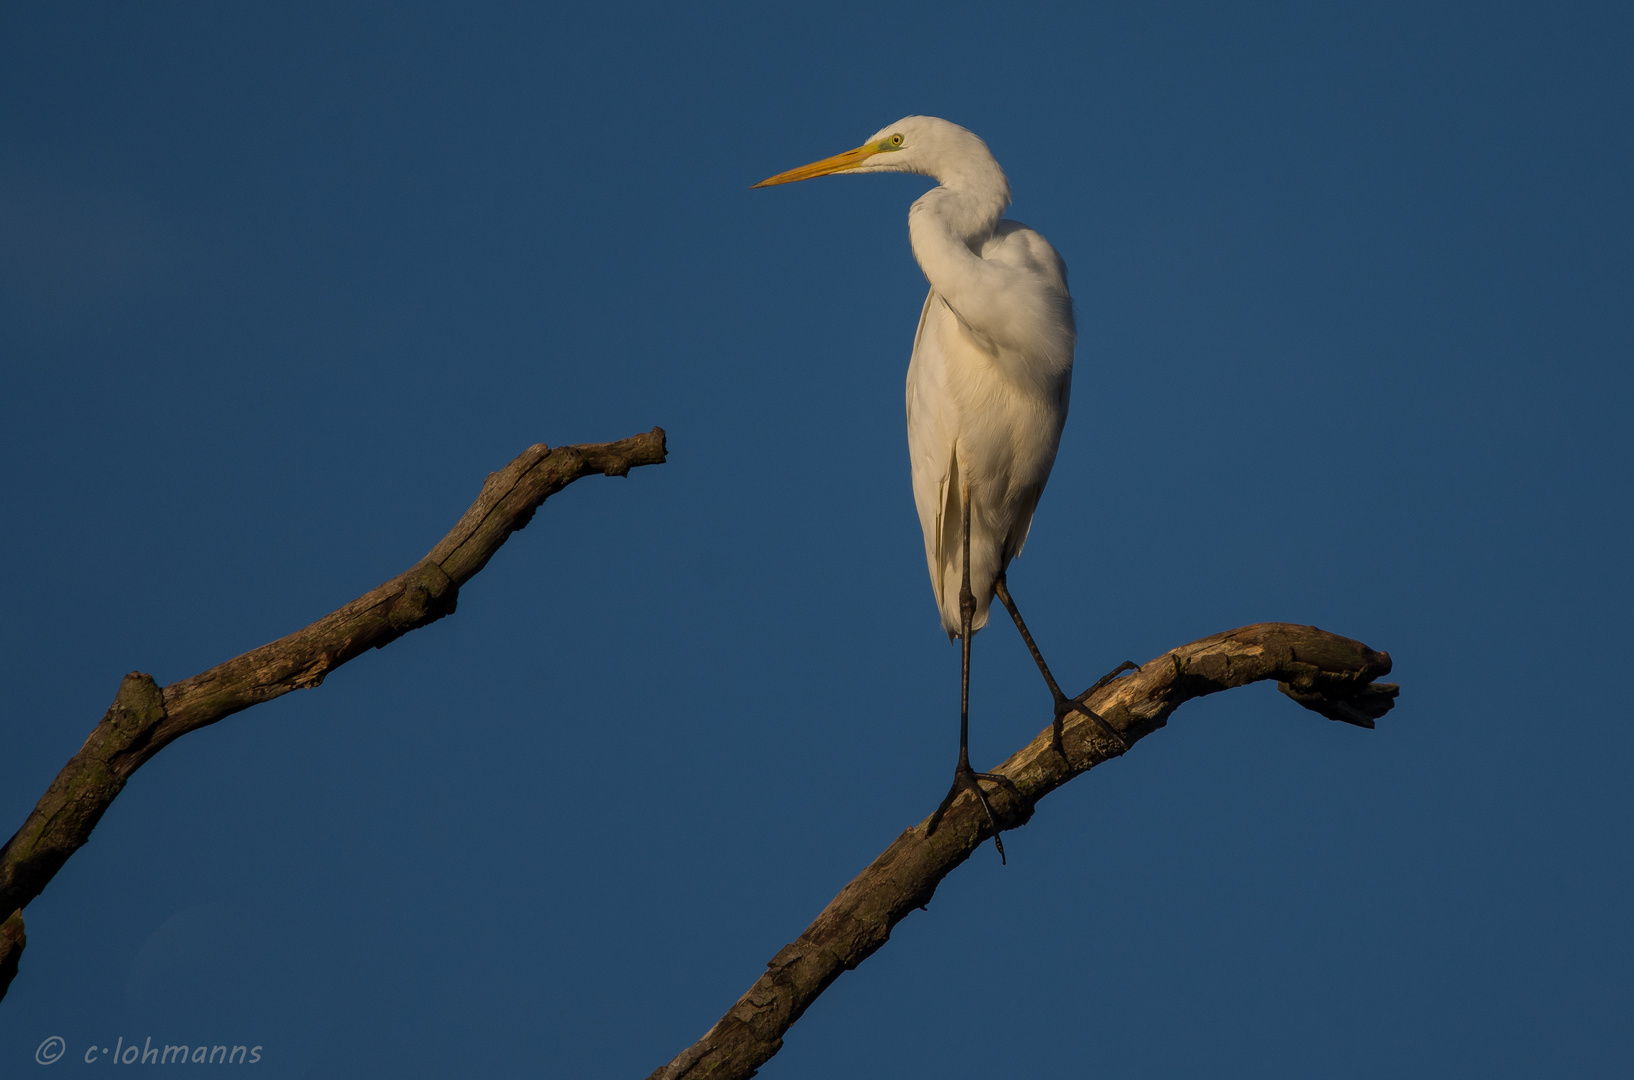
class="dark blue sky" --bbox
[3,2,1630,1076]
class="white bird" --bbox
[755,116,1129,859]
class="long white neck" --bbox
[906,159,1014,338]
[904,148,1072,391]
[911,154,1010,246]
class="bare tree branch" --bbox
[0,911,22,994]
[648,622,1398,1080]
[0,428,668,1002]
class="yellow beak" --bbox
[752,143,884,188]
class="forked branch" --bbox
[649,622,1398,1080]
[0,428,668,1001]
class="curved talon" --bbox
[925,765,1011,863]
[1085,660,1139,696]
[993,577,1138,762]
[973,769,1021,800]
[1064,696,1130,755]
[1049,696,1074,760]
[1052,696,1125,758]
[1052,660,1137,758]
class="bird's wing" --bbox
[979,220,1070,294]
[974,221,1075,388]
[906,287,963,631]
[908,205,1075,400]
[974,221,1072,564]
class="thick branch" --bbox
[0,911,22,994]
[0,428,667,999]
[649,622,1398,1080]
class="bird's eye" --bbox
[889,133,904,146]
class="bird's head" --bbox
[751,115,994,188]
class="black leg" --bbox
[925,484,1017,862]
[993,573,1137,761]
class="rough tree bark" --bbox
[648,622,1398,1080]
[0,428,668,1002]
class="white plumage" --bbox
[758,115,1075,639]
[756,116,1084,854]
[907,214,1073,638]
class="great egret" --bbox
[754,116,1128,860]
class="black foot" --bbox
[924,762,1020,863]
[1050,661,1140,760]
